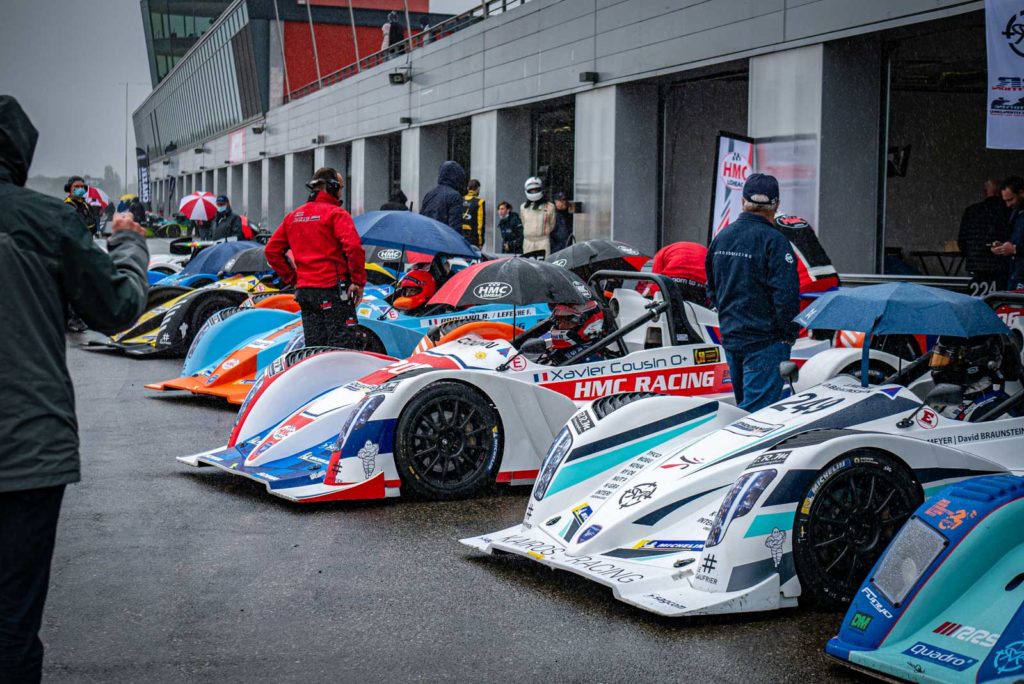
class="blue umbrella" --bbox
[795,283,1010,385]
[181,240,259,276]
[354,211,480,258]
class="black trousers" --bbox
[0,485,65,684]
[296,287,356,348]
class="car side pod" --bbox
[827,475,1024,683]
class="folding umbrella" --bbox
[179,192,217,221]
[85,186,110,209]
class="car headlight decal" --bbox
[533,426,573,502]
[339,394,386,445]
[706,469,777,548]
[283,331,305,355]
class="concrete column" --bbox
[401,125,447,211]
[471,109,531,252]
[324,144,350,209]
[314,146,326,169]
[245,160,263,223]
[748,45,823,234]
[260,158,270,224]
[228,165,244,211]
[284,150,314,212]
[573,84,659,253]
[203,169,214,193]
[350,137,389,216]
[819,37,882,274]
[215,167,227,196]
[266,156,286,227]
[749,42,880,273]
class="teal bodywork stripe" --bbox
[744,511,794,537]
[545,415,716,497]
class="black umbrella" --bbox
[222,246,271,274]
[431,257,592,307]
[547,239,651,280]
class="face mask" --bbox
[73,187,87,198]
[217,205,228,214]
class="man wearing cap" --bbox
[706,173,800,411]
[209,195,243,241]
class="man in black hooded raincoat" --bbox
[0,96,149,683]
[419,160,466,234]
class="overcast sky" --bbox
[0,0,151,184]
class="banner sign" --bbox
[986,0,1024,149]
[709,132,754,238]
[136,148,151,205]
[228,129,246,164]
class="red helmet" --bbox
[549,300,604,350]
[393,270,437,310]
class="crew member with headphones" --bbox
[64,175,97,236]
[264,167,366,348]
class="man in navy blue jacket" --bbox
[706,173,800,411]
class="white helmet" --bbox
[524,176,544,202]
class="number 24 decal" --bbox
[771,392,844,414]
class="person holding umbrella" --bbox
[706,173,799,412]
[265,167,366,348]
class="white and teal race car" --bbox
[463,339,1024,617]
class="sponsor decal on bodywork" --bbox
[498,534,646,583]
[903,642,978,672]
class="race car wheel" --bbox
[838,359,898,386]
[871,334,921,361]
[338,325,386,354]
[394,382,503,500]
[793,450,922,607]
[187,294,239,344]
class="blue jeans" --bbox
[725,342,792,412]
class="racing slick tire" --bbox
[838,359,899,386]
[793,450,922,607]
[187,294,240,344]
[146,285,192,309]
[394,381,503,501]
[338,325,386,354]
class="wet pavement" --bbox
[42,342,869,683]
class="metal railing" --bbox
[284,0,532,103]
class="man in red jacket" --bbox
[265,167,367,348]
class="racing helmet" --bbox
[524,176,544,202]
[929,335,1005,387]
[393,270,437,311]
[549,300,604,350]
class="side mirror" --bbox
[779,361,799,384]
[779,360,799,394]
[925,383,964,409]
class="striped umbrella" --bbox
[85,186,110,208]
[178,192,217,221]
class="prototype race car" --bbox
[177,272,846,503]
[827,474,1024,683]
[85,274,285,357]
[462,326,1024,617]
[148,285,544,404]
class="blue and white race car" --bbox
[176,273,846,503]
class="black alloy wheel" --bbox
[793,450,922,607]
[394,382,502,500]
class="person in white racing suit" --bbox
[928,335,1019,420]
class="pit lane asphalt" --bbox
[43,341,870,683]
